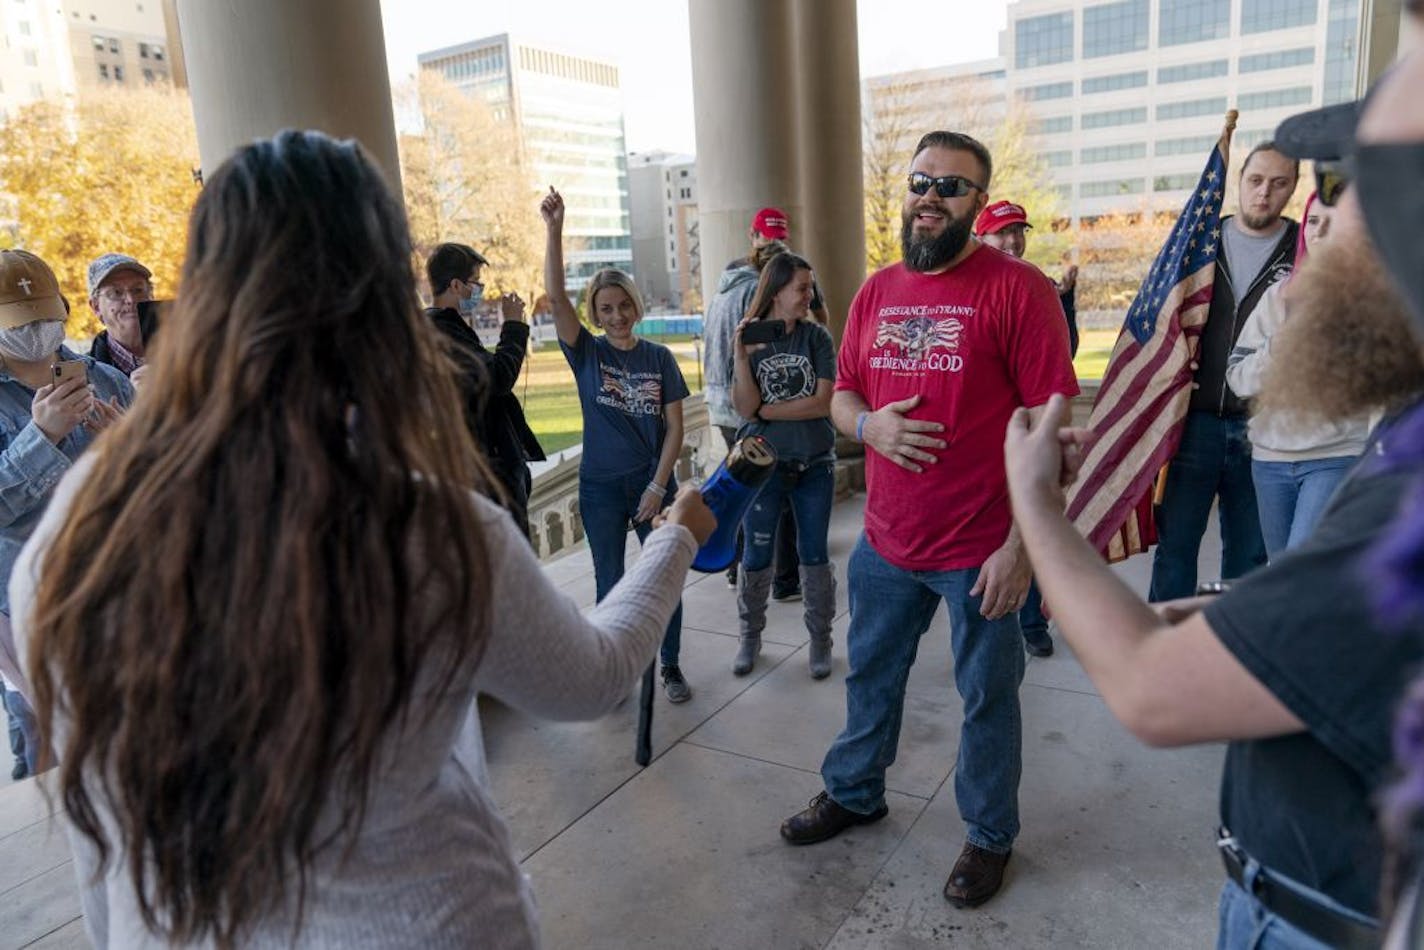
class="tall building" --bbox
[627,150,700,312]
[1004,0,1359,218]
[0,0,183,122]
[419,34,632,292]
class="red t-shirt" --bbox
[837,246,1079,572]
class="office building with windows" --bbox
[63,0,177,91]
[628,151,700,312]
[419,34,632,292]
[1005,0,1359,217]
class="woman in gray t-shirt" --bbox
[730,252,838,680]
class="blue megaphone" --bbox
[691,435,778,573]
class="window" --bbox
[98,63,108,79]
[1081,106,1146,129]
[1054,184,1073,201]
[22,48,36,66]
[1030,115,1074,135]
[1241,0,1318,33]
[1154,173,1200,191]
[1015,11,1074,68]
[139,42,149,58]
[1239,47,1315,72]
[142,68,153,82]
[1082,70,1147,94]
[1156,134,1218,156]
[1237,86,1313,110]
[1159,0,1230,46]
[91,34,105,49]
[1083,0,1149,58]
[17,20,28,35]
[108,37,119,53]
[113,65,124,81]
[28,81,40,97]
[1158,60,1229,83]
[1234,127,1275,148]
[1081,142,1147,163]
[1323,0,1359,104]
[152,45,163,61]
[1020,81,1073,101]
[1081,178,1146,197]
[1045,150,1073,167]
[1157,96,1228,121]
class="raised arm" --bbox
[540,188,582,348]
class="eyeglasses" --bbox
[98,286,152,303]
[1314,161,1351,208]
[907,172,985,199]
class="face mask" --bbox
[0,320,65,362]
[1356,143,1424,337]
[457,281,483,317]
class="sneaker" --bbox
[661,665,692,703]
[780,790,888,845]
[10,760,26,782]
[726,566,739,589]
[1023,628,1054,658]
[772,585,802,603]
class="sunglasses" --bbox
[907,172,985,199]
[1314,161,1351,207]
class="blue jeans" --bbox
[1216,872,1375,950]
[1150,412,1267,601]
[821,535,1025,853]
[741,461,833,571]
[4,689,36,777]
[579,471,683,667]
[1250,457,1355,559]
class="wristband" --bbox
[855,410,870,442]
[645,481,664,497]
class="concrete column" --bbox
[174,0,400,187]
[688,0,802,315]
[791,0,865,342]
[1359,0,1405,87]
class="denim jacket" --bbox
[0,347,133,615]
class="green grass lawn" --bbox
[519,331,1119,456]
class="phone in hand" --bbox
[136,299,168,344]
[741,320,786,345]
[52,359,87,387]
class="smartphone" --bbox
[136,299,168,344]
[741,320,786,345]
[52,359,87,386]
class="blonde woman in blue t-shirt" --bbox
[541,188,693,704]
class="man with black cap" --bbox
[87,253,154,379]
[1001,57,1424,948]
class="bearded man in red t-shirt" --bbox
[779,131,1078,909]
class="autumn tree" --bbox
[0,85,200,338]
[861,73,1066,276]
[396,71,542,301]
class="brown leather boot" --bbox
[942,842,1011,908]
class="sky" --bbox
[379,0,1011,154]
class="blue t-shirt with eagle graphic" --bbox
[561,325,689,479]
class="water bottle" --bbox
[691,435,778,573]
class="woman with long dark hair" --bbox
[12,130,712,949]
[729,251,837,679]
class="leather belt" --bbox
[1218,832,1380,950]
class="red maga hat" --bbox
[751,207,789,240]
[974,201,1032,236]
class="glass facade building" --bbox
[419,35,632,290]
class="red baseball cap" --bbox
[751,207,789,240]
[974,201,1032,236]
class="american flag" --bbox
[1065,129,1232,561]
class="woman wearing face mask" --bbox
[730,252,838,679]
[0,249,131,774]
[541,187,694,704]
[1226,191,1373,558]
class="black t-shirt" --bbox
[1204,419,1423,917]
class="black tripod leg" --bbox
[634,662,655,766]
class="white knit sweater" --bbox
[10,453,697,948]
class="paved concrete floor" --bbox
[0,493,1228,949]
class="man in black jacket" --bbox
[1148,143,1300,601]
[425,243,545,540]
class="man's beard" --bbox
[901,209,973,272]
[1258,236,1424,422]
[1239,208,1281,231]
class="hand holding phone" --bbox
[52,359,87,387]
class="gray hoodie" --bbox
[702,265,760,429]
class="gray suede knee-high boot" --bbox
[802,563,836,679]
[734,566,774,676]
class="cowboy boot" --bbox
[802,563,836,679]
[734,566,774,676]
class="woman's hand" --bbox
[634,482,665,525]
[1004,393,1093,512]
[31,376,92,444]
[733,315,755,356]
[540,187,565,230]
[84,395,124,434]
[657,483,716,545]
